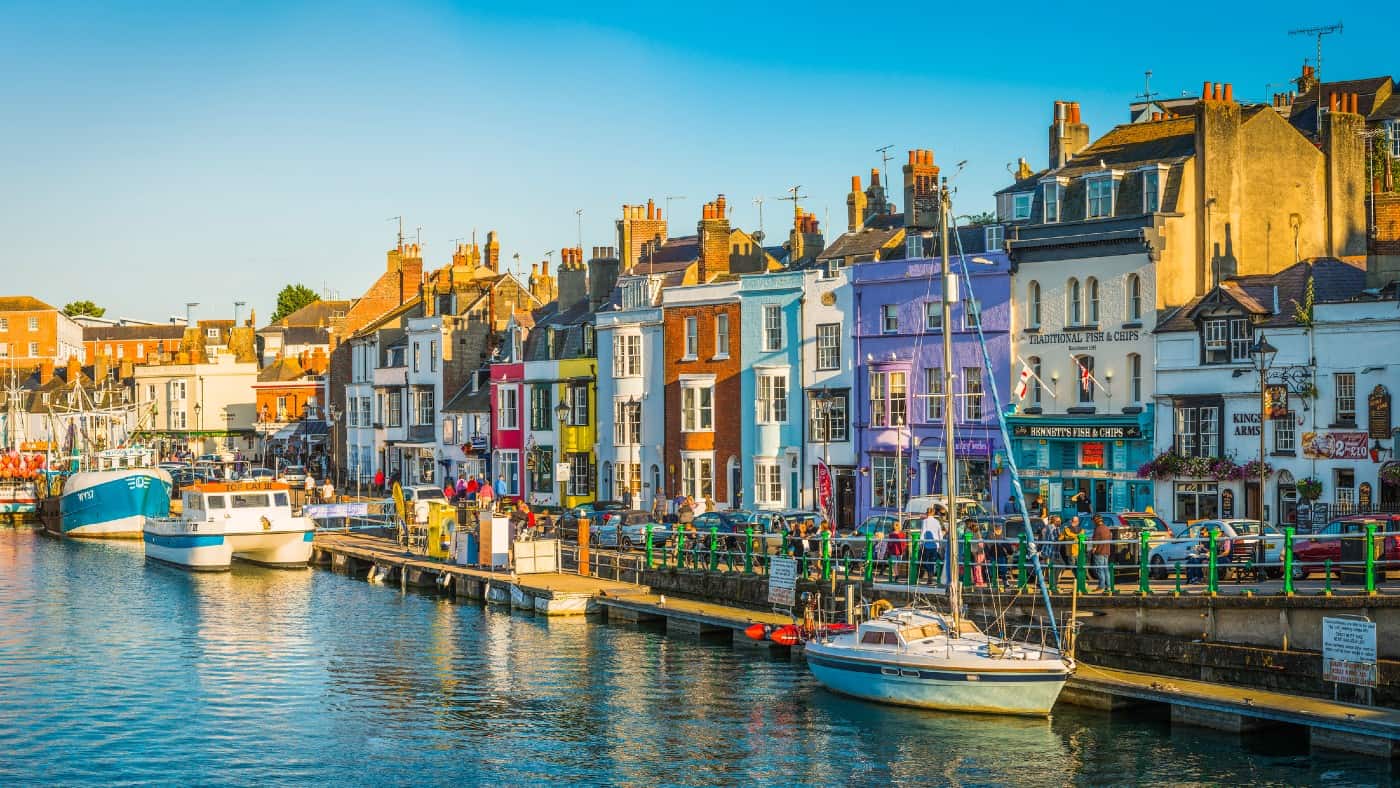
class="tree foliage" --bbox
[270,284,320,324]
[62,300,105,318]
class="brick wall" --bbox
[662,302,741,503]
[1375,193,1400,255]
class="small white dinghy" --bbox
[144,482,315,571]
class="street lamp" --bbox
[555,398,570,508]
[1251,333,1278,524]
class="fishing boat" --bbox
[144,481,314,570]
[801,180,1074,716]
[59,447,171,537]
[0,374,44,519]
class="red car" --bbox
[1290,515,1400,579]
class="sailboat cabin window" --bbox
[860,630,899,645]
[230,493,270,509]
[205,495,226,510]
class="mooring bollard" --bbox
[744,526,754,574]
[1174,561,1183,595]
[1207,529,1219,596]
[1366,522,1377,596]
[1138,530,1152,595]
[645,524,654,569]
[1283,527,1295,596]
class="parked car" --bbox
[245,467,275,482]
[169,468,213,493]
[904,495,990,520]
[591,510,671,550]
[1290,515,1400,580]
[1148,521,1241,579]
[1098,511,1174,548]
[278,464,309,485]
[835,514,923,560]
[560,501,627,534]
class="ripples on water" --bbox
[0,529,1391,787]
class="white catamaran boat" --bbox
[802,180,1074,716]
[144,482,315,571]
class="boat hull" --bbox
[225,528,315,568]
[804,648,1069,716]
[0,483,39,516]
[143,521,231,571]
[61,469,171,538]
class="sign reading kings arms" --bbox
[1011,424,1143,440]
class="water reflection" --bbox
[0,530,1393,786]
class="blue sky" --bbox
[1,1,1383,322]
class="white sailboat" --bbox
[803,178,1074,716]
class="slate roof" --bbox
[1156,258,1367,333]
[267,299,351,329]
[1288,77,1395,135]
[522,303,594,362]
[442,383,491,414]
[278,326,331,346]
[816,225,903,262]
[1057,117,1197,179]
[83,324,186,341]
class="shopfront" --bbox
[1008,410,1154,517]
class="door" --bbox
[1244,481,1260,521]
[837,472,856,532]
[730,462,742,509]
[1093,480,1109,512]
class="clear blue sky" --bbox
[2,1,1384,323]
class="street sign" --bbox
[768,556,797,607]
[1322,616,1377,687]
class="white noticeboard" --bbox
[1322,616,1377,687]
[768,556,797,607]
[556,463,572,482]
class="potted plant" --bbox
[1380,465,1400,487]
[1296,477,1323,501]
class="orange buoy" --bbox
[744,623,769,641]
[769,625,799,647]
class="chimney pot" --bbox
[851,175,861,191]
[647,198,655,220]
[908,150,917,165]
[1202,80,1213,100]
[656,208,662,221]
[1071,102,1081,123]
[1222,83,1233,103]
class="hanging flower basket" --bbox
[1136,451,1271,482]
[1380,465,1400,487]
[1296,477,1323,501]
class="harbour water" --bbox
[0,529,1390,787]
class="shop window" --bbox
[1174,482,1219,522]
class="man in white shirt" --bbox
[920,506,944,584]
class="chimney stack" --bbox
[617,198,668,272]
[39,360,54,386]
[1049,100,1090,169]
[66,354,81,384]
[697,195,732,282]
[847,174,868,232]
[587,247,621,311]
[94,353,109,384]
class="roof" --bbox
[636,236,699,270]
[1156,258,1367,332]
[266,299,351,329]
[83,324,186,341]
[816,225,903,262]
[443,383,491,414]
[1288,77,1396,135]
[0,296,56,312]
[278,326,330,346]
[1056,117,1196,179]
[257,357,309,382]
[522,303,594,362]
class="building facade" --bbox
[800,267,857,528]
[0,297,84,367]
[851,249,1012,522]
[738,271,806,511]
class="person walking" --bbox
[1059,516,1085,588]
[494,474,508,503]
[621,485,633,510]
[477,479,495,511]
[465,475,479,502]
[920,506,944,584]
[373,468,385,495]
[1090,515,1113,592]
[455,475,468,502]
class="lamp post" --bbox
[555,398,570,509]
[1251,333,1278,524]
[328,403,342,488]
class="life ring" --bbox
[870,599,893,618]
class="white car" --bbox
[903,495,990,520]
[1148,520,1283,579]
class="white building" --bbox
[132,354,258,456]
[799,268,857,523]
[595,273,666,509]
[1152,260,1399,528]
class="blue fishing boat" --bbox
[59,448,171,537]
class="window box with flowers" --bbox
[1136,450,1272,482]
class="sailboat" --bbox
[803,179,1074,716]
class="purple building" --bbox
[852,243,1013,522]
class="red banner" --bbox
[1302,431,1369,460]
[816,461,833,521]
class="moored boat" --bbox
[60,449,171,537]
[144,481,314,571]
[803,608,1073,716]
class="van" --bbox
[903,495,990,520]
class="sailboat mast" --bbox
[940,178,961,627]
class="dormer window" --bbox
[1042,182,1063,223]
[1085,175,1116,218]
[1142,169,1161,213]
[1011,193,1033,221]
[984,224,1004,251]
[1201,317,1252,364]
